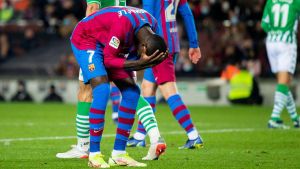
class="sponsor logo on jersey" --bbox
[109,36,120,49]
[88,64,95,72]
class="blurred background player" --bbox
[128,0,203,149]
[56,0,125,159]
[261,0,300,128]
[70,6,167,167]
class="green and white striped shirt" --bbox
[261,0,300,44]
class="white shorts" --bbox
[266,42,297,74]
[78,69,84,81]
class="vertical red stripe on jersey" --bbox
[170,22,175,53]
[145,13,152,26]
[131,14,140,28]
[160,0,168,45]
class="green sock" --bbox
[136,96,160,143]
[271,84,289,120]
[76,102,91,139]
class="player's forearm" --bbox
[124,60,147,71]
[178,3,199,48]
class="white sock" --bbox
[77,138,89,152]
[148,128,160,144]
[112,150,126,157]
[89,152,101,157]
[133,132,146,140]
[271,91,288,119]
[286,91,298,120]
[187,129,199,140]
[112,112,118,120]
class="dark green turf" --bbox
[0,103,299,169]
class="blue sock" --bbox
[89,83,110,153]
[167,94,195,134]
[114,86,140,151]
[136,96,156,135]
[110,85,121,113]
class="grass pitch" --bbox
[0,103,299,169]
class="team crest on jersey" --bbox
[88,64,95,72]
[109,36,120,49]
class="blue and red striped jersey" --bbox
[71,6,158,69]
[143,0,199,54]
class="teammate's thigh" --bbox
[78,80,93,102]
[71,43,107,84]
[158,82,179,100]
[152,53,177,85]
[266,42,297,74]
[277,43,297,74]
[142,68,158,97]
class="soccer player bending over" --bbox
[261,0,300,128]
[58,0,166,161]
[71,6,168,168]
[128,0,204,149]
[56,0,125,159]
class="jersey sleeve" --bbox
[86,0,101,5]
[178,0,199,48]
[142,0,155,15]
[103,20,133,69]
[261,0,271,32]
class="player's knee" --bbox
[92,82,110,101]
[121,85,140,103]
[78,83,93,102]
[141,80,156,96]
[159,82,178,99]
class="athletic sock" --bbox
[167,94,199,140]
[110,85,121,121]
[90,152,101,157]
[135,96,160,143]
[76,101,91,151]
[286,91,298,120]
[114,86,140,151]
[111,150,126,157]
[89,83,110,153]
[271,84,289,120]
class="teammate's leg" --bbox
[129,75,158,144]
[56,74,92,159]
[158,81,203,149]
[267,42,299,128]
[268,72,290,128]
[286,89,299,128]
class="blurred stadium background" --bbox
[0,0,299,105]
[1,1,300,169]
